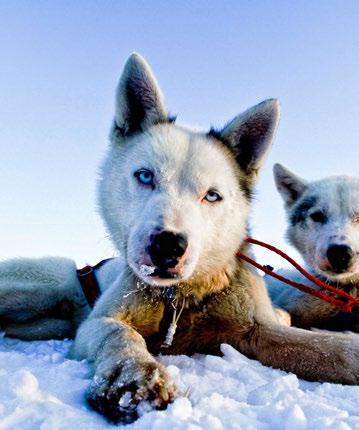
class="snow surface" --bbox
[0,336,358,429]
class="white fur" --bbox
[274,164,359,282]
[268,164,359,330]
[99,124,248,286]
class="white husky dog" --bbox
[268,164,359,331]
[0,54,359,423]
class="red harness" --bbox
[77,240,359,314]
[238,238,359,314]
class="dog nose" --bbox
[326,244,353,272]
[148,231,188,268]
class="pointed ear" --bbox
[219,99,280,178]
[273,163,308,206]
[114,53,168,136]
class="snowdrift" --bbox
[0,336,358,429]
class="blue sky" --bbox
[1,1,358,267]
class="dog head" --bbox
[274,163,359,282]
[99,53,280,286]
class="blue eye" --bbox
[134,169,154,186]
[204,190,222,203]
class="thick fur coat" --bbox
[268,164,359,331]
[0,54,358,423]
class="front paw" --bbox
[87,360,176,423]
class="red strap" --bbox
[236,238,359,314]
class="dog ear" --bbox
[273,163,308,206]
[114,53,168,136]
[219,99,280,179]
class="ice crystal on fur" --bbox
[139,265,155,276]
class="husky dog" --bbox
[268,164,359,331]
[0,54,359,423]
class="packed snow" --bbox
[0,336,358,429]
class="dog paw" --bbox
[87,360,176,423]
[274,307,291,326]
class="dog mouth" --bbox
[133,262,184,286]
[316,248,359,280]
[320,269,351,279]
[317,265,358,280]
[150,267,180,279]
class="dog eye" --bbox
[353,214,359,224]
[309,211,326,223]
[204,190,223,203]
[134,169,154,186]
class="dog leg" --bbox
[240,323,359,384]
[271,286,339,328]
[212,275,359,384]
[73,316,176,423]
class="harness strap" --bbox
[239,238,359,314]
[77,259,112,308]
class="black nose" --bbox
[326,244,353,273]
[148,231,188,268]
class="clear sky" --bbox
[1,1,359,268]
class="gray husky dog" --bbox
[0,54,358,423]
[268,164,359,332]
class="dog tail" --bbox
[0,257,89,339]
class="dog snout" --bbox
[326,244,354,273]
[148,231,188,268]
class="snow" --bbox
[0,337,358,429]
